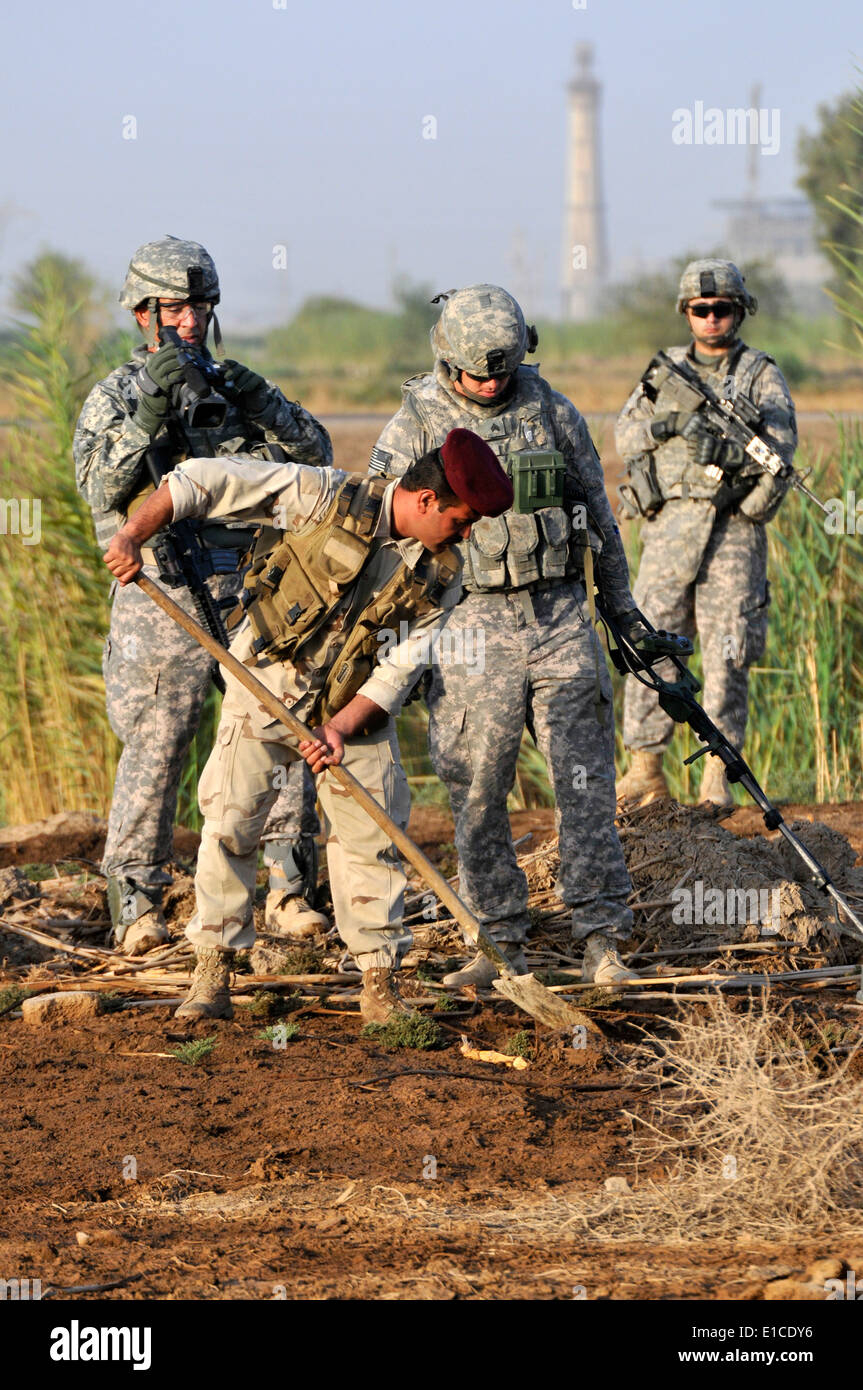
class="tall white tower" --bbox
[561,43,607,321]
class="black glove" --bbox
[649,411,695,443]
[135,343,186,436]
[222,359,271,419]
[617,609,693,660]
[681,415,746,472]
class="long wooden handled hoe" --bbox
[136,573,600,1036]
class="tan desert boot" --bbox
[121,909,169,956]
[581,932,640,989]
[264,890,328,939]
[360,968,418,1025]
[442,944,527,989]
[616,749,669,806]
[175,948,234,1020]
[698,758,733,809]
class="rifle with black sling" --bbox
[639,350,829,515]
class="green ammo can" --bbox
[506,450,566,513]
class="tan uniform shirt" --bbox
[166,456,462,725]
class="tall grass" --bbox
[0,264,117,824]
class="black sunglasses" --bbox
[688,301,736,319]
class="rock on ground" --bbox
[21,991,104,1026]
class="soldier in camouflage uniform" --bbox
[371,285,654,989]
[102,431,513,1021]
[615,260,798,808]
[74,238,332,954]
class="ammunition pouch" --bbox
[463,451,579,592]
[618,454,664,520]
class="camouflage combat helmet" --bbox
[119,236,221,310]
[431,284,538,380]
[676,259,757,316]
[120,236,222,348]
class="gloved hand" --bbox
[617,609,693,660]
[681,415,746,471]
[135,343,185,436]
[222,359,271,419]
[649,411,696,443]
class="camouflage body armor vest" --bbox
[242,474,459,724]
[651,344,773,504]
[403,368,589,593]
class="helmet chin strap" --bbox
[147,296,160,349]
[452,369,516,407]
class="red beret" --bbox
[440,428,514,517]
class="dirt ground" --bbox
[1,799,861,1302]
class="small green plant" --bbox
[504,1030,534,1061]
[578,987,620,1009]
[0,985,32,1017]
[433,992,457,1012]
[170,1036,216,1066]
[257,1021,300,1044]
[245,989,301,1019]
[415,961,436,983]
[274,945,324,975]
[536,969,573,987]
[361,1013,442,1050]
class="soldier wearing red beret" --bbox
[103,432,512,1023]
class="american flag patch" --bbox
[369,445,393,476]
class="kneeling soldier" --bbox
[103,431,513,1022]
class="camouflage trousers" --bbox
[623,510,769,753]
[427,582,633,944]
[102,566,318,923]
[185,674,412,966]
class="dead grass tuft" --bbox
[578,994,863,1241]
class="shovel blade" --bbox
[492,973,601,1035]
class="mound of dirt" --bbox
[525,800,860,957]
[0,812,201,870]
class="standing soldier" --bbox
[101,431,514,1021]
[74,237,332,954]
[615,259,798,808]
[370,285,652,990]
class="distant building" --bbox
[716,86,830,316]
[560,44,607,321]
[722,196,830,316]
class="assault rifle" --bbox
[640,350,829,516]
[600,602,863,960]
[143,446,235,693]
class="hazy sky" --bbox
[1,0,859,327]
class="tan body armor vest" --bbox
[242,475,459,724]
[402,368,587,592]
[651,343,773,504]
